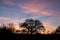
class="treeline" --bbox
[0,18,60,40]
[0,26,60,40]
[0,18,60,34]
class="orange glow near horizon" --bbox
[12,25,57,34]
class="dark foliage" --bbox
[54,26,60,34]
[20,18,46,34]
[0,27,12,35]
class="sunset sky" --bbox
[0,0,60,32]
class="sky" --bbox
[0,0,60,32]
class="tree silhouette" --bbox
[54,26,60,34]
[0,23,14,33]
[20,18,45,34]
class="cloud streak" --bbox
[0,17,23,23]
[2,0,60,17]
[0,16,40,23]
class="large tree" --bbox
[20,18,45,34]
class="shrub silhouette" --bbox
[54,26,60,34]
[0,27,12,35]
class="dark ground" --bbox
[0,28,60,40]
[0,33,60,40]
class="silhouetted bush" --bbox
[54,26,60,34]
[0,27,12,35]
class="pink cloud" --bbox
[17,1,54,16]
[3,0,59,17]
[0,17,24,23]
[21,6,51,15]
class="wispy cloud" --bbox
[18,2,52,15]
[2,0,60,17]
[0,17,23,23]
[0,16,40,23]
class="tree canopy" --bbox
[20,18,45,34]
